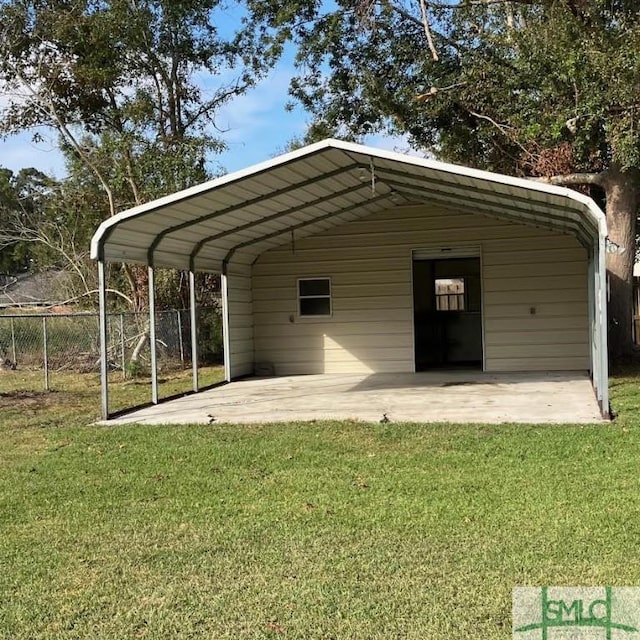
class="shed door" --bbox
[413,256,483,370]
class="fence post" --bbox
[120,312,126,380]
[43,316,49,391]
[10,318,16,364]
[177,309,184,367]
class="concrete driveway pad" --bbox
[105,371,605,425]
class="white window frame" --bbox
[297,277,332,317]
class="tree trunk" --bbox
[601,166,640,362]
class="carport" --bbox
[91,139,609,421]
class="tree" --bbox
[0,0,280,308]
[0,167,73,280]
[0,165,133,307]
[250,0,640,360]
[0,167,35,274]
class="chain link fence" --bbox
[0,305,223,398]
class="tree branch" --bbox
[14,65,117,218]
[382,3,463,53]
[468,110,534,158]
[533,172,605,187]
[42,288,133,309]
[394,0,539,9]
[444,0,538,6]
[418,0,439,61]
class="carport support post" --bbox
[98,259,109,420]
[598,235,609,416]
[588,249,597,389]
[148,264,159,404]
[189,265,199,392]
[221,261,231,383]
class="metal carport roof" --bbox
[91,139,607,272]
[90,138,609,421]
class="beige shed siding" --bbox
[250,205,589,375]
[226,262,254,378]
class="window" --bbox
[298,278,331,316]
[435,278,465,311]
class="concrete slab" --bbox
[105,371,606,425]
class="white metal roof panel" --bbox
[91,138,607,272]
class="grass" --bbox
[0,368,639,638]
[0,366,225,422]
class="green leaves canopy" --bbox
[0,0,279,207]
[250,0,640,176]
[0,0,283,309]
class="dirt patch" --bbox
[0,390,71,409]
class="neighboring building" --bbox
[0,270,71,309]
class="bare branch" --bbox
[383,3,462,53]
[468,110,534,159]
[183,81,250,131]
[416,81,467,102]
[533,172,605,187]
[41,288,133,309]
[0,209,93,296]
[418,0,439,61]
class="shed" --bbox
[91,139,609,419]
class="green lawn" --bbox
[1,369,640,638]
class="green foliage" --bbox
[252,0,640,176]
[0,174,28,274]
[0,167,56,274]
[0,1,283,308]
[125,358,146,379]
[0,0,273,150]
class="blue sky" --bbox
[0,42,413,180]
[0,53,310,178]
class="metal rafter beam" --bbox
[384,180,595,248]
[97,145,345,261]
[191,182,375,267]
[147,164,361,264]
[347,158,590,223]
[376,168,589,228]
[224,191,394,267]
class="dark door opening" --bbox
[413,256,483,370]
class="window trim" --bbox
[297,277,332,318]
